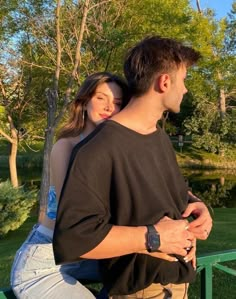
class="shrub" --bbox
[0,180,37,237]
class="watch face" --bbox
[148,233,160,252]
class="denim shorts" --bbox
[11,224,101,299]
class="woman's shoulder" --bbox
[52,138,71,151]
[51,137,80,158]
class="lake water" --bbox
[1,168,236,208]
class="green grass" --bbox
[0,216,37,288]
[188,208,236,299]
[176,145,236,169]
[0,209,235,298]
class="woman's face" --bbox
[86,82,123,126]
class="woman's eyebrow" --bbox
[95,92,107,96]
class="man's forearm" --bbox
[81,218,195,259]
[81,225,147,259]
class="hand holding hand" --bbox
[154,216,194,256]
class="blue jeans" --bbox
[11,224,101,299]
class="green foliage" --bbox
[184,97,235,153]
[164,122,178,136]
[0,181,37,237]
[195,180,235,208]
[0,105,6,119]
[0,105,8,133]
[192,133,221,153]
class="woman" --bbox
[10,72,130,299]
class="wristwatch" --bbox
[146,225,161,252]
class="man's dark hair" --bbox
[124,36,201,97]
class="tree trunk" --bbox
[161,111,169,131]
[220,177,225,186]
[9,141,18,187]
[219,87,226,119]
[38,128,55,221]
[0,127,18,187]
[38,89,56,222]
[8,115,18,187]
[217,71,226,119]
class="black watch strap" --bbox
[146,225,157,234]
[146,225,160,252]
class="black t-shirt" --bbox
[53,121,196,295]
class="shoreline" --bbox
[0,153,236,170]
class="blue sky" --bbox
[191,0,234,19]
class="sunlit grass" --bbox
[176,145,236,167]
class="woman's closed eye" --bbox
[97,96,106,101]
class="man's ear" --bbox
[155,74,171,93]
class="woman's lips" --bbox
[99,114,110,119]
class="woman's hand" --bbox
[184,238,197,270]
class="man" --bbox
[53,36,212,298]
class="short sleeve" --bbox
[53,143,113,265]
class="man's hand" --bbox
[140,236,197,269]
[154,217,194,256]
[182,201,213,240]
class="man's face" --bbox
[164,65,188,113]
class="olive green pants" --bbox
[109,283,188,299]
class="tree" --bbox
[182,1,236,153]
[0,1,20,187]
[0,0,50,186]
[0,111,18,187]
[0,68,22,187]
[37,0,91,220]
